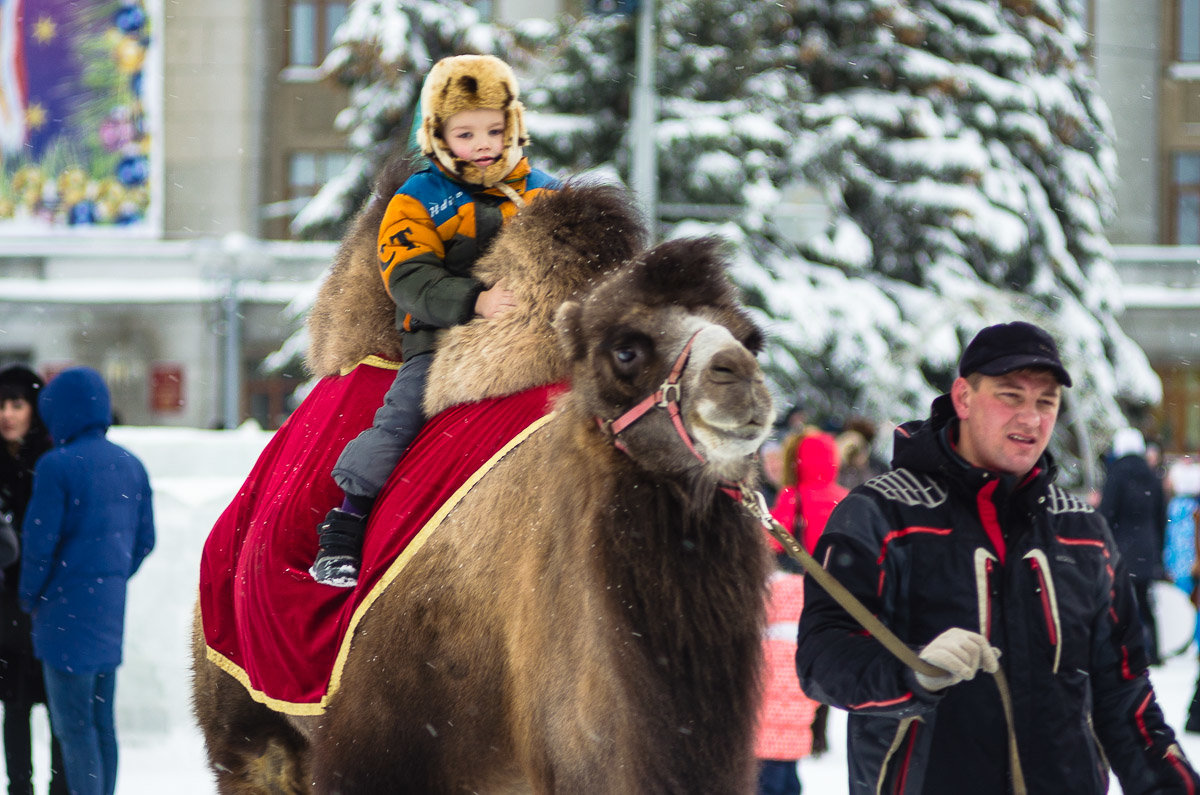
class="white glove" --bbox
[914,628,1002,692]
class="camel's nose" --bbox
[706,344,761,386]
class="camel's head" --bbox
[554,236,775,483]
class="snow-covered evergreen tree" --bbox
[289,0,511,238]
[292,0,1156,485]
[520,0,1153,483]
[753,0,1154,484]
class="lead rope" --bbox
[737,484,1027,795]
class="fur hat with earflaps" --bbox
[416,54,528,188]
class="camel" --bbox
[192,177,776,793]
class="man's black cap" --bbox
[958,321,1072,387]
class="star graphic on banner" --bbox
[33,16,57,44]
[26,103,46,130]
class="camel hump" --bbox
[423,180,650,414]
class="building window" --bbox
[1171,152,1200,244]
[286,0,349,68]
[1158,366,1200,453]
[1181,0,1200,62]
[287,150,352,201]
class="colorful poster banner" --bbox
[0,0,158,234]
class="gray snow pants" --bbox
[331,351,432,501]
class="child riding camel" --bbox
[311,54,559,587]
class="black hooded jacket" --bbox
[795,395,1198,794]
[1100,453,1167,581]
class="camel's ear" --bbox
[553,301,586,361]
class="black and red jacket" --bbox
[795,395,1199,794]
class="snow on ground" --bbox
[4,425,1198,793]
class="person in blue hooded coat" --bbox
[18,367,155,795]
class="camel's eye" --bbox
[608,336,650,378]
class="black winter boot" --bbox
[811,703,830,756]
[310,508,367,588]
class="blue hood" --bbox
[38,367,112,444]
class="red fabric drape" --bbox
[199,360,563,712]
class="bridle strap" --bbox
[603,330,705,463]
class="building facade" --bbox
[1,1,1196,437]
[1100,0,1200,453]
[0,0,559,429]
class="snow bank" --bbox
[108,425,273,739]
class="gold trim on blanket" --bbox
[201,410,556,716]
[339,354,403,376]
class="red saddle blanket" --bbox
[198,358,563,714]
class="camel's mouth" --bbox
[689,412,773,467]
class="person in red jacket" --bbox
[767,429,849,761]
[754,566,820,795]
[769,430,849,554]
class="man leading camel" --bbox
[796,321,1198,794]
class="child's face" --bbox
[444,108,506,170]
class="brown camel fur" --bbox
[193,183,776,792]
[303,157,412,378]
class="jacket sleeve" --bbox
[18,454,66,613]
[129,465,155,576]
[377,192,483,329]
[1089,530,1200,792]
[795,492,941,718]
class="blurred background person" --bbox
[767,429,847,757]
[758,438,785,508]
[754,562,820,795]
[770,430,848,556]
[0,364,66,795]
[835,416,886,491]
[20,368,155,795]
[1100,426,1168,666]
[1164,457,1200,598]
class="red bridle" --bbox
[599,328,705,463]
[598,327,750,502]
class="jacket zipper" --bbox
[985,557,995,638]
[1029,557,1058,646]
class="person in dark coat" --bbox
[795,321,1199,794]
[19,367,155,795]
[0,365,66,795]
[1100,426,1168,666]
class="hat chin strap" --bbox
[492,180,526,207]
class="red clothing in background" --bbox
[769,431,848,554]
[754,570,819,761]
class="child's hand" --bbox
[475,281,517,319]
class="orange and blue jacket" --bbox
[377,157,559,357]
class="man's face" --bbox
[951,369,1062,476]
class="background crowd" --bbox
[0,364,154,795]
